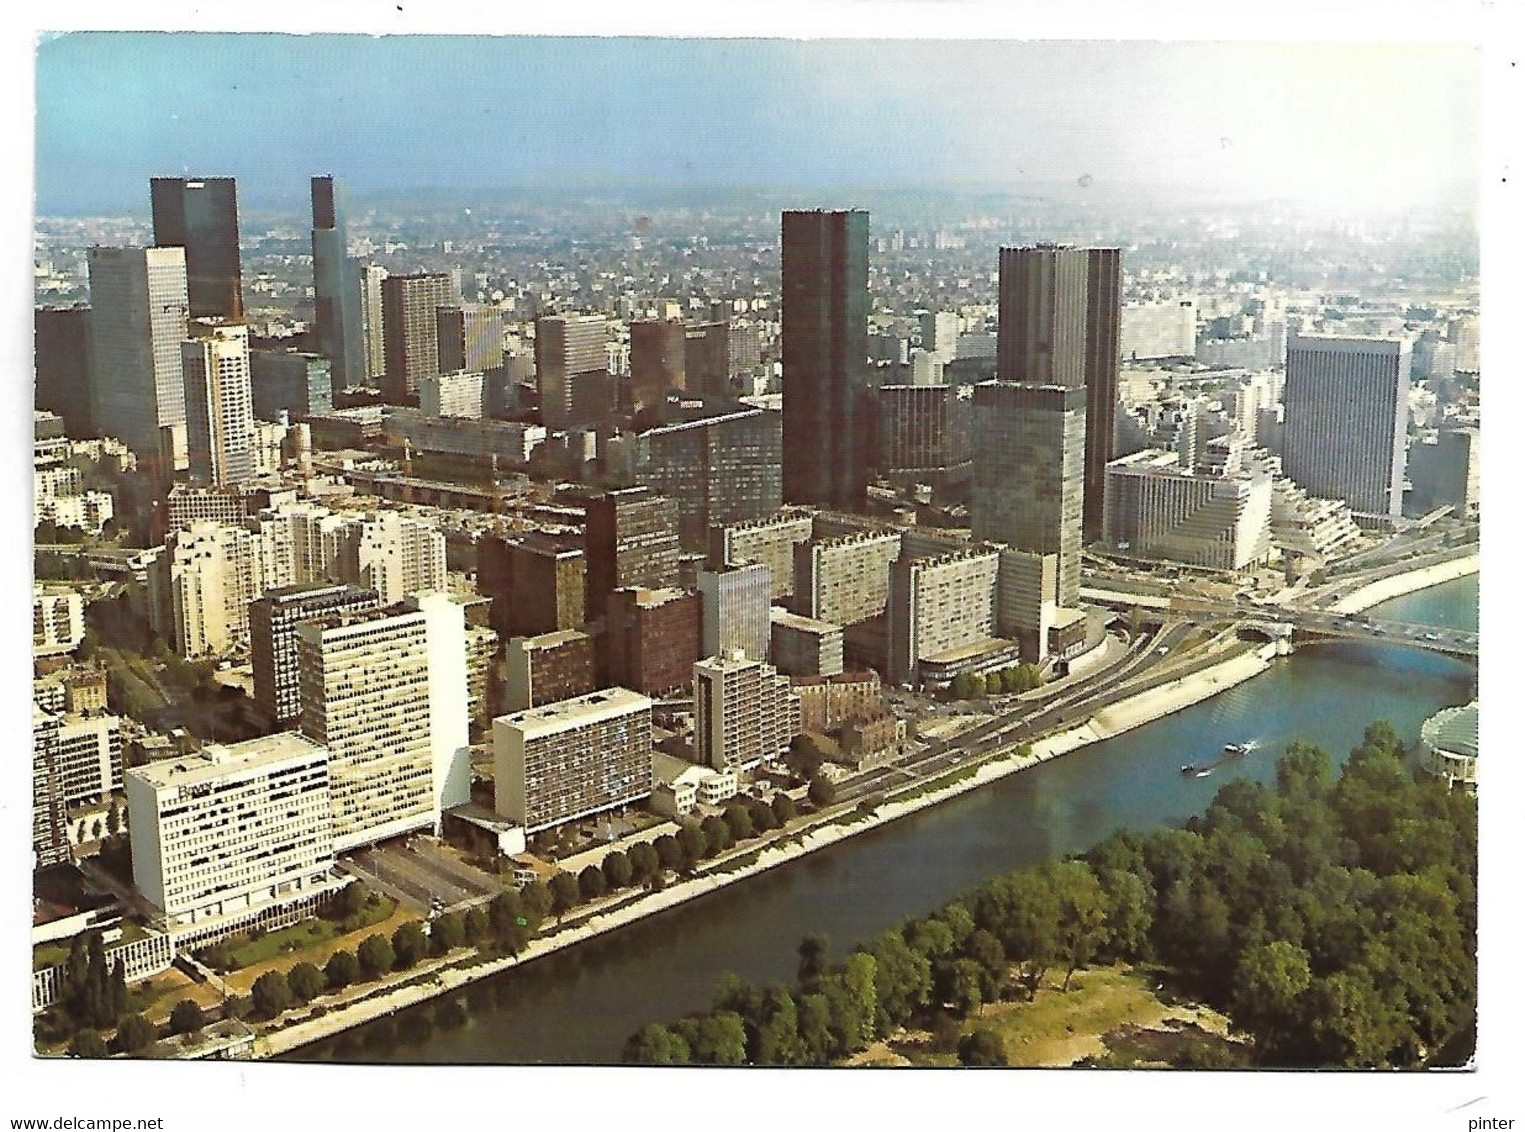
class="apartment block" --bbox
[505,629,597,711]
[33,587,85,658]
[886,546,1001,687]
[1103,448,1274,572]
[792,530,902,627]
[693,652,801,773]
[249,583,381,726]
[419,370,485,420]
[32,708,70,869]
[769,608,845,677]
[709,510,814,601]
[791,671,883,734]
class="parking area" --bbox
[344,838,505,916]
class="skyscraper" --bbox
[310,176,366,389]
[537,314,612,427]
[583,486,681,616]
[971,382,1086,607]
[182,319,256,485]
[1083,248,1122,544]
[150,176,244,320]
[86,245,189,463]
[34,306,93,437]
[249,583,381,726]
[698,561,771,662]
[1283,334,1411,521]
[382,272,454,400]
[436,304,504,376]
[359,263,388,383]
[781,209,871,510]
[629,318,687,409]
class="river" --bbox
[286,574,1478,1065]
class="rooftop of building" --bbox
[769,608,843,634]
[923,637,1011,665]
[790,670,880,689]
[513,628,591,650]
[619,586,693,607]
[496,686,652,736]
[127,731,327,791]
[1422,702,1478,760]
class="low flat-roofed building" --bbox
[1420,701,1478,794]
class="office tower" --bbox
[33,586,85,657]
[419,370,485,419]
[402,591,472,815]
[478,534,586,641]
[1083,248,1122,543]
[919,309,960,361]
[250,349,334,420]
[295,606,435,850]
[125,733,335,927]
[876,384,973,476]
[250,583,381,726]
[997,245,1089,387]
[34,306,93,436]
[32,708,70,869]
[996,548,1059,662]
[632,407,783,551]
[971,382,1085,606]
[53,713,124,806]
[382,272,453,400]
[1102,448,1274,572]
[684,320,732,399]
[885,546,1001,687]
[792,529,902,626]
[698,561,771,661]
[86,246,189,463]
[1283,334,1411,521]
[1121,299,1198,361]
[505,629,597,711]
[537,314,612,427]
[150,176,244,320]
[693,652,801,773]
[709,511,814,601]
[437,304,504,375]
[1408,427,1481,519]
[182,320,256,485]
[1448,313,1480,374]
[359,263,388,383]
[310,176,366,388]
[769,609,845,677]
[584,486,681,614]
[781,209,871,509]
[603,586,701,696]
[493,688,653,833]
[629,318,687,408]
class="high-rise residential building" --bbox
[419,370,485,419]
[1121,299,1198,362]
[792,670,884,733]
[150,176,244,320]
[436,304,504,376]
[504,629,597,711]
[996,548,1059,662]
[769,609,845,677]
[35,306,93,437]
[382,272,453,400]
[465,623,499,728]
[478,535,587,641]
[709,511,814,601]
[359,263,388,384]
[182,319,256,486]
[693,652,801,773]
[32,708,71,869]
[919,309,960,361]
[792,529,902,627]
[53,713,124,807]
[1282,334,1411,522]
[344,511,448,605]
[125,732,336,930]
[684,320,732,399]
[295,605,436,851]
[603,586,701,696]
[1448,312,1480,374]
[971,382,1086,607]
[86,245,189,463]
[493,687,654,833]
[250,583,381,726]
[249,349,334,420]
[537,314,612,427]
[310,176,366,388]
[886,546,1001,687]
[1103,446,1273,571]
[781,209,871,510]
[33,586,85,658]
[698,561,771,661]
[629,318,687,408]
[584,486,681,615]
[157,522,265,658]
[631,408,783,551]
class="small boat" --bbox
[1223,742,1251,757]
[1179,764,1196,775]
[1195,769,1213,778]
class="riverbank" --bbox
[255,641,1280,1060]
[1329,552,1479,615]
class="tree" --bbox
[654,834,683,871]
[749,799,779,833]
[336,881,369,920]
[724,803,754,842]
[628,841,660,885]
[690,1011,749,1065]
[1053,862,1111,990]
[796,993,834,1065]
[69,1029,109,1058]
[113,1012,156,1054]
[251,971,292,1019]
[578,864,608,902]
[865,930,932,1032]
[169,999,205,1037]
[948,958,986,1018]
[286,962,325,1005]
[808,774,836,808]
[951,672,978,700]
[958,1028,1007,1067]
[489,889,524,938]
[675,824,707,868]
[463,907,489,945]
[357,934,395,979]
[92,819,103,840]
[430,912,464,955]
[602,850,633,890]
[785,734,826,779]
[1232,940,1313,1062]
[392,922,428,970]
[623,1023,692,1065]
[549,871,582,920]
[325,949,359,990]
[752,986,803,1065]
[797,934,831,991]
[701,815,733,856]
[224,995,253,1021]
[106,800,121,837]
[771,793,798,826]
[961,929,1007,1002]
[520,880,553,928]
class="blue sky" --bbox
[34,34,1480,214]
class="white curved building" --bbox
[1420,701,1478,794]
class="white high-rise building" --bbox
[296,606,436,851]
[33,586,85,658]
[403,591,472,815]
[182,319,256,485]
[419,369,485,419]
[698,561,771,662]
[344,511,448,605]
[86,245,190,463]
[886,546,1001,686]
[692,651,801,773]
[1103,448,1274,572]
[158,522,264,658]
[125,732,337,932]
[358,263,388,383]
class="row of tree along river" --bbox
[286,575,1478,1064]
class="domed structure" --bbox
[1420,701,1478,794]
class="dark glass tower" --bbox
[781,209,871,511]
[311,176,366,391]
[1083,248,1122,544]
[150,176,244,320]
